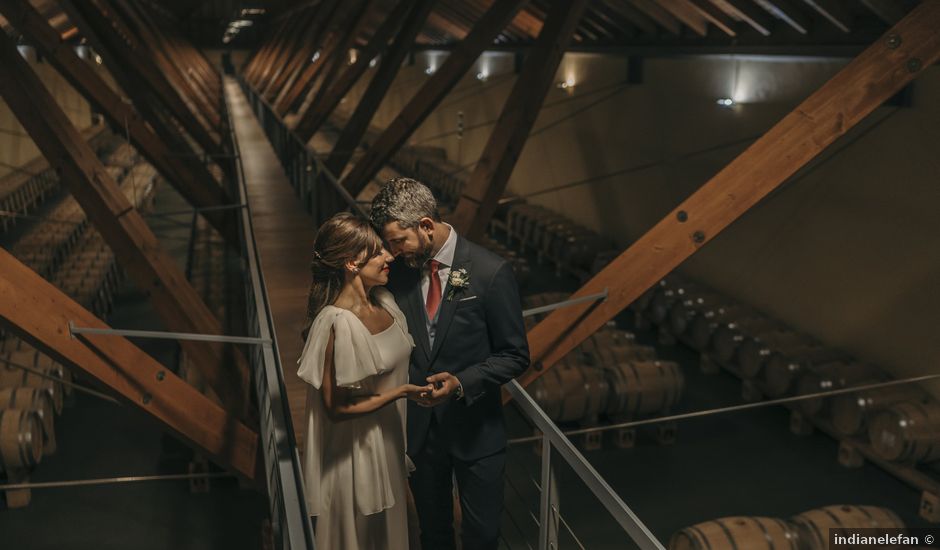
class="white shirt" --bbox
[421,223,457,347]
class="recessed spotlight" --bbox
[716,98,734,107]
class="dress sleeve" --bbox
[296,306,392,389]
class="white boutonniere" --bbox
[446,268,470,300]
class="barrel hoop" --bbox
[713,519,740,550]
[747,516,775,549]
[625,361,643,414]
[686,525,712,550]
[772,518,799,550]
[798,515,826,549]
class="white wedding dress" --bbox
[297,287,414,549]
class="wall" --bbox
[0,47,105,178]
[334,50,940,393]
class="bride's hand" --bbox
[401,384,433,401]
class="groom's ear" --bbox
[417,217,435,233]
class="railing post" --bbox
[538,434,559,550]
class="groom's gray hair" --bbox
[370,177,440,230]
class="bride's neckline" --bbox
[328,304,395,336]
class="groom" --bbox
[371,178,529,550]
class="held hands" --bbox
[414,372,460,407]
[402,383,434,401]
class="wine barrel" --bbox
[792,505,904,550]
[687,304,751,352]
[0,352,64,413]
[669,516,801,550]
[528,364,609,424]
[712,317,780,364]
[832,385,926,436]
[586,344,658,367]
[648,287,678,324]
[604,360,684,420]
[869,402,940,463]
[794,362,885,417]
[737,330,811,379]
[763,345,848,397]
[0,387,55,454]
[0,408,43,471]
[667,291,725,338]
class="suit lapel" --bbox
[429,235,471,363]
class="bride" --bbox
[297,212,429,549]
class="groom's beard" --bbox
[402,232,433,269]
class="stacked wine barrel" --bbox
[669,505,904,550]
[635,272,940,470]
[0,144,160,506]
[522,293,684,428]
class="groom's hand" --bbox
[418,372,460,407]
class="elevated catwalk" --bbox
[226,79,312,444]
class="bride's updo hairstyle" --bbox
[301,212,384,340]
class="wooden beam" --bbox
[293,0,413,143]
[0,0,239,247]
[0,247,258,480]
[292,0,378,120]
[513,1,940,395]
[339,0,529,196]
[712,0,775,35]
[323,0,436,178]
[801,0,852,33]
[0,27,253,421]
[246,16,299,86]
[602,1,659,36]
[426,10,469,40]
[629,0,683,35]
[258,5,325,99]
[753,0,812,34]
[273,0,364,116]
[657,0,709,36]
[450,0,590,240]
[62,0,225,158]
[688,0,738,36]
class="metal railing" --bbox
[238,79,365,224]
[223,77,316,550]
[236,78,664,550]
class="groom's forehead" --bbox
[382,221,412,239]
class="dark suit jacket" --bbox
[387,234,530,461]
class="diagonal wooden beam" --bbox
[0,27,253,421]
[0,247,258,480]
[753,0,812,34]
[259,4,326,99]
[801,0,851,33]
[323,0,437,178]
[273,0,367,116]
[687,0,738,36]
[657,0,709,36]
[293,0,413,143]
[0,0,239,247]
[63,0,225,158]
[629,0,683,35]
[451,0,590,240]
[713,0,775,36]
[246,15,299,87]
[290,0,378,120]
[513,0,940,395]
[339,0,529,196]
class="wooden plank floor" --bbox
[226,79,312,445]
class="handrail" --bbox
[223,77,316,550]
[237,78,367,221]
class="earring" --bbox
[352,267,360,274]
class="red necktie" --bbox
[426,260,442,319]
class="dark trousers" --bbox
[409,418,505,550]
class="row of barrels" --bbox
[0,124,114,233]
[636,274,940,465]
[10,144,138,280]
[502,202,615,278]
[477,236,532,287]
[523,293,684,425]
[671,504,904,550]
[0,157,158,494]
